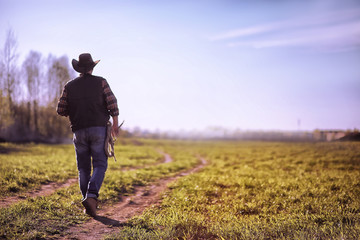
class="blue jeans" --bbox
[73,126,108,200]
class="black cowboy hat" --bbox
[72,53,100,73]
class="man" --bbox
[57,53,119,217]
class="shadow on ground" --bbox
[94,215,127,227]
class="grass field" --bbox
[0,140,359,239]
[0,142,165,197]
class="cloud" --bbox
[211,8,360,52]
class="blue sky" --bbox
[1,0,359,132]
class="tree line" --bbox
[0,29,74,142]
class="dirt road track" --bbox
[59,156,207,240]
[0,178,78,208]
[0,150,171,208]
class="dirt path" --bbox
[59,156,207,240]
[0,178,78,208]
[0,151,171,208]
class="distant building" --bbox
[313,130,346,141]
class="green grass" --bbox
[100,142,199,203]
[0,143,76,196]
[106,141,360,240]
[0,139,199,239]
[0,141,165,196]
[1,140,359,239]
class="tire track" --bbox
[59,156,207,240]
[0,150,170,208]
[0,178,78,208]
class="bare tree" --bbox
[23,51,42,133]
[44,55,74,139]
[0,57,4,90]
[47,55,73,106]
[0,29,18,138]
[2,28,19,110]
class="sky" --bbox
[1,0,360,132]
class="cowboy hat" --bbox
[72,53,100,73]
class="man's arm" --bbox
[102,78,120,136]
[56,86,69,117]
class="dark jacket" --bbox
[63,74,110,132]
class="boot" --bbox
[82,197,97,217]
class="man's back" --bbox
[65,74,109,132]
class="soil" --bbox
[58,157,207,240]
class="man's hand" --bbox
[111,116,119,137]
[112,125,119,137]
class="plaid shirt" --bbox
[57,78,119,117]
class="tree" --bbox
[44,55,74,139]
[0,29,18,138]
[23,51,42,133]
[0,89,13,137]
[0,28,74,142]
[1,28,19,110]
[47,55,73,105]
